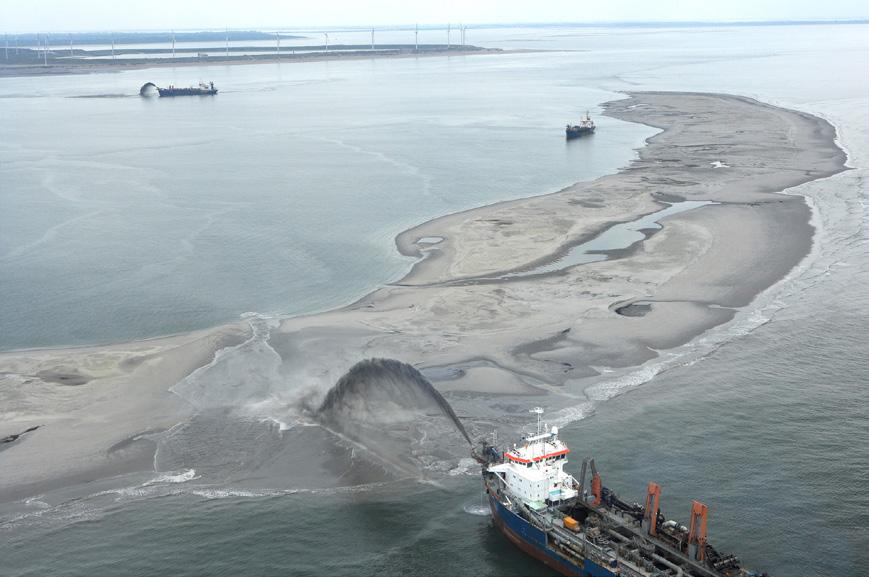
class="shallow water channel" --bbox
[498,200,713,279]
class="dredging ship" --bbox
[473,408,769,577]
[156,81,218,97]
[566,112,596,139]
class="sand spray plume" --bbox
[316,358,472,446]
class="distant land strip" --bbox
[0,44,501,78]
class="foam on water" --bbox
[190,488,274,500]
[259,416,294,432]
[149,469,197,484]
[547,402,596,427]
[448,458,478,477]
[462,503,491,516]
[22,496,49,510]
[1,475,416,533]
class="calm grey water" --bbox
[0,51,650,350]
[2,23,868,577]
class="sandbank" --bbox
[0,91,847,502]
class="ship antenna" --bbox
[530,407,544,435]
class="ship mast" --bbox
[530,407,544,435]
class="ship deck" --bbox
[487,475,749,577]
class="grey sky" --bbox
[3,0,867,33]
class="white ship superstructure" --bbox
[486,408,579,506]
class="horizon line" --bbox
[3,18,868,35]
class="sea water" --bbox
[1,23,867,577]
[0,50,651,350]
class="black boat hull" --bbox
[565,128,594,139]
[157,89,218,97]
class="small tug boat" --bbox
[566,112,596,139]
[474,408,768,577]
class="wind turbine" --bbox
[414,23,419,52]
[322,32,329,52]
[371,27,374,51]
[447,23,451,50]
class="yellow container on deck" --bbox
[563,516,580,531]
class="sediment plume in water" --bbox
[317,358,472,446]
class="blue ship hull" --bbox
[488,494,616,577]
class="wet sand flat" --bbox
[0,91,847,502]
[0,325,249,502]
[276,92,845,391]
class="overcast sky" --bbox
[3,0,867,33]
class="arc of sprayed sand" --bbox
[317,358,472,446]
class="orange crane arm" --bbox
[687,500,709,561]
[643,482,662,536]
